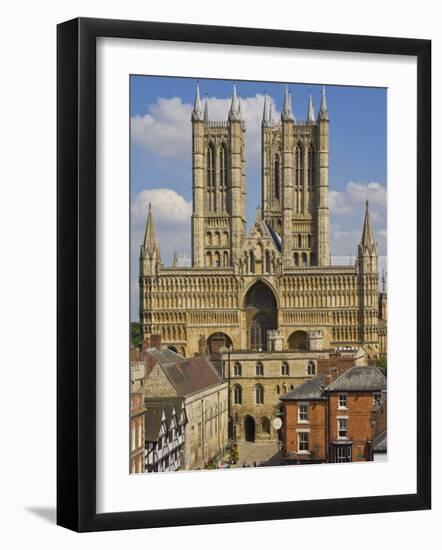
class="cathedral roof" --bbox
[265,222,282,251]
[240,209,282,256]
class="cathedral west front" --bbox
[139,82,386,362]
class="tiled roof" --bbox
[326,366,387,392]
[373,429,387,453]
[280,373,329,401]
[146,349,223,397]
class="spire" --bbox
[281,85,294,121]
[192,82,203,121]
[307,91,315,123]
[143,203,160,258]
[229,82,241,121]
[204,93,209,123]
[360,200,375,249]
[172,250,179,267]
[262,93,268,122]
[318,85,329,121]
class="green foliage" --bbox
[130,322,142,347]
[376,355,387,370]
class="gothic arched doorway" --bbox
[244,281,277,350]
[244,415,256,442]
[288,330,308,350]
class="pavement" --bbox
[232,441,282,468]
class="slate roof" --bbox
[280,373,329,401]
[373,429,387,453]
[265,222,282,252]
[326,366,387,392]
[146,349,223,397]
[144,397,184,441]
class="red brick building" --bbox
[280,366,386,464]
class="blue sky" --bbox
[130,76,387,319]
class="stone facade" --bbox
[225,349,329,442]
[130,392,145,473]
[138,83,387,362]
[181,383,229,470]
[143,349,229,470]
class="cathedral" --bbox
[138,83,387,362]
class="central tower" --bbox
[261,86,330,267]
[191,83,246,268]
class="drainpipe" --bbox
[325,391,330,462]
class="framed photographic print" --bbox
[57,18,431,532]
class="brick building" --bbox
[280,366,386,463]
[130,392,145,473]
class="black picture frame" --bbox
[57,17,431,532]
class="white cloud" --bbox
[131,188,192,318]
[131,188,192,228]
[329,181,386,215]
[131,93,278,163]
[329,221,387,257]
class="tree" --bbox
[130,322,142,347]
[376,355,387,371]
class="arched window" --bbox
[298,234,302,248]
[294,252,299,267]
[307,234,312,248]
[261,417,271,434]
[281,361,289,376]
[295,144,304,214]
[302,252,308,267]
[207,143,215,212]
[223,231,229,245]
[250,251,256,274]
[223,251,229,266]
[206,232,212,246]
[233,362,242,376]
[256,361,264,376]
[220,144,227,211]
[214,231,220,246]
[214,251,220,267]
[282,384,287,394]
[307,361,316,376]
[233,384,242,405]
[289,385,294,391]
[307,145,314,188]
[276,385,280,394]
[274,154,281,200]
[205,252,212,267]
[265,250,271,273]
[255,384,264,405]
[295,145,304,188]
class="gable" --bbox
[144,364,178,398]
[240,213,281,257]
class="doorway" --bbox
[244,415,256,442]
